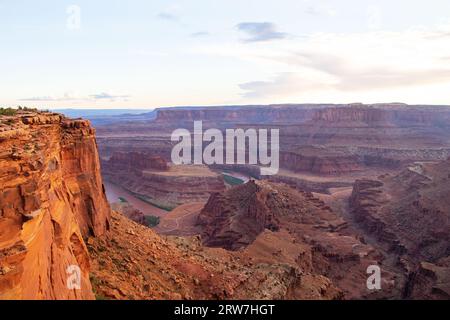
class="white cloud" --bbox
[236,22,288,42]
[195,22,450,102]
[157,4,182,22]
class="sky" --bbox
[1,0,450,109]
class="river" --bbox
[104,180,168,217]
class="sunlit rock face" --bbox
[0,112,110,300]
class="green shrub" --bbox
[118,197,128,203]
[145,215,160,227]
[0,108,17,116]
[223,174,244,186]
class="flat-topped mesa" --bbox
[312,106,390,124]
[154,105,323,124]
[0,111,110,300]
[153,104,450,125]
[106,151,168,171]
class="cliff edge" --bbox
[0,111,110,299]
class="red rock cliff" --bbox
[0,112,110,300]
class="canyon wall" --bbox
[0,112,110,299]
[102,152,225,209]
[154,104,450,127]
[196,180,402,298]
[349,160,450,298]
[96,104,450,179]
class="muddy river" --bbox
[104,180,167,217]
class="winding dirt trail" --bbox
[155,202,205,236]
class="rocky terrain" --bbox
[95,104,450,199]
[102,152,225,209]
[1,111,348,300]
[1,107,449,301]
[197,180,403,299]
[349,160,450,298]
[89,210,345,300]
[110,202,147,226]
[0,111,110,299]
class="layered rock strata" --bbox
[0,112,110,299]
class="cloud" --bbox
[230,24,450,99]
[20,92,130,102]
[89,92,130,101]
[19,92,79,102]
[239,51,450,99]
[157,12,178,21]
[297,52,450,90]
[191,31,210,37]
[157,4,182,22]
[236,22,288,42]
[239,72,337,99]
[239,73,327,98]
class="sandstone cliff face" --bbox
[198,181,279,250]
[106,152,168,171]
[153,104,450,127]
[0,112,110,300]
[96,104,450,179]
[154,105,321,124]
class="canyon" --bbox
[96,103,450,209]
[1,104,450,300]
[349,160,450,298]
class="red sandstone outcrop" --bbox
[88,211,344,300]
[0,112,110,300]
[198,181,280,250]
[106,152,168,171]
[196,181,400,298]
[405,258,450,299]
[350,161,450,265]
[349,160,450,298]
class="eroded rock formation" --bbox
[197,180,401,298]
[349,160,450,298]
[0,112,110,299]
[88,210,344,300]
[96,104,450,181]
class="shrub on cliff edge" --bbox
[0,107,17,116]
